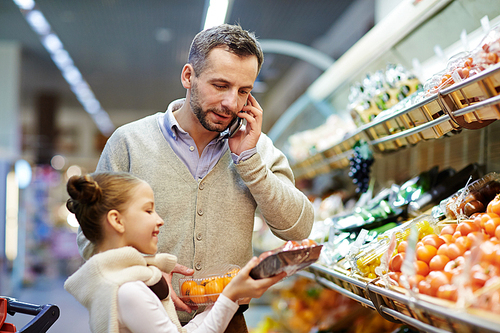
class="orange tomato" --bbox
[414,260,430,276]
[447,243,466,260]
[456,221,480,236]
[397,241,408,253]
[389,253,405,272]
[487,194,500,215]
[444,256,464,275]
[496,225,500,240]
[429,255,450,271]
[440,224,457,236]
[408,274,425,289]
[189,285,207,304]
[301,239,317,247]
[484,217,500,237]
[422,234,445,248]
[454,236,472,251]
[387,272,401,284]
[416,245,437,264]
[437,244,449,256]
[181,280,198,297]
[418,279,432,295]
[467,231,487,245]
[205,278,224,302]
[439,234,453,244]
[436,284,458,302]
[428,271,451,296]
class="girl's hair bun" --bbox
[66,175,102,212]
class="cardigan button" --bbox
[199,182,204,190]
[196,233,202,241]
[197,208,203,216]
[195,262,202,271]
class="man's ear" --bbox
[181,64,194,89]
[107,209,125,234]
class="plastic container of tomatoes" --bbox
[249,239,322,279]
[441,172,500,220]
[179,265,240,306]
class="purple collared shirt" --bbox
[158,99,256,180]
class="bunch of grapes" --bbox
[348,141,374,193]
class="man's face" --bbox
[189,47,258,133]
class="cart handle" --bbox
[2,297,59,333]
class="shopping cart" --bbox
[0,297,59,333]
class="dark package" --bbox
[250,240,323,279]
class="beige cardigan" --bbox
[64,247,185,333]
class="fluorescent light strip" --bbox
[203,0,229,30]
[13,0,115,135]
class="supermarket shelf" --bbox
[291,64,500,180]
[305,263,500,333]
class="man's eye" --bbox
[214,84,225,89]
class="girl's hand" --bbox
[164,264,197,313]
[222,257,286,303]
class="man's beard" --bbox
[190,80,235,133]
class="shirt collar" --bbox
[164,99,187,140]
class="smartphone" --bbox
[227,117,243,138]
[222,100,247,138]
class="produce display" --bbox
[311,171,500,331]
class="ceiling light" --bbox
[13,0,115,136]
[25,10,50,35]
[13,0,34,10]
[203,0,229,30]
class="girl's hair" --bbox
[66,172,143,244]
[188,23,263,76]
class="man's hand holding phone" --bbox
[228,93,263,155]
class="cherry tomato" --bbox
[456,221,480,236]
[428,271,451,296]
[436,284,458,302]
[205,278,224,302]
[479,241,499,264]
[397,241,408,253]
[181,280,198,297]
[301,239,317,247]
[439,234,453,244]
[429,254,450,271]
[476,213,500,229]
[389,253,405,272]
[189,284,207,304]
[414,260,430,276]
[418,279,432,295]
[387,272,401,284]
[444,256,464,276]
[440,224,457,235]
[405,274,424,289]
[455,236,472,251]
[447,243,466,260]
[484,217,500,237]
[416,245,437,264]
[487,194,500,215]
[467,231,487,245]
[422,234,445,248]
[437,244,449,256]
[452,231,462,241]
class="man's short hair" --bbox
[188,24,264,76]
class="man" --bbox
[79,24,314,332]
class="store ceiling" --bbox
[0,0,371,133]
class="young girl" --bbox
[64,172,285,333]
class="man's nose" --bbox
[221,90,239,112]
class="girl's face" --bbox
[120,181,164,255]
